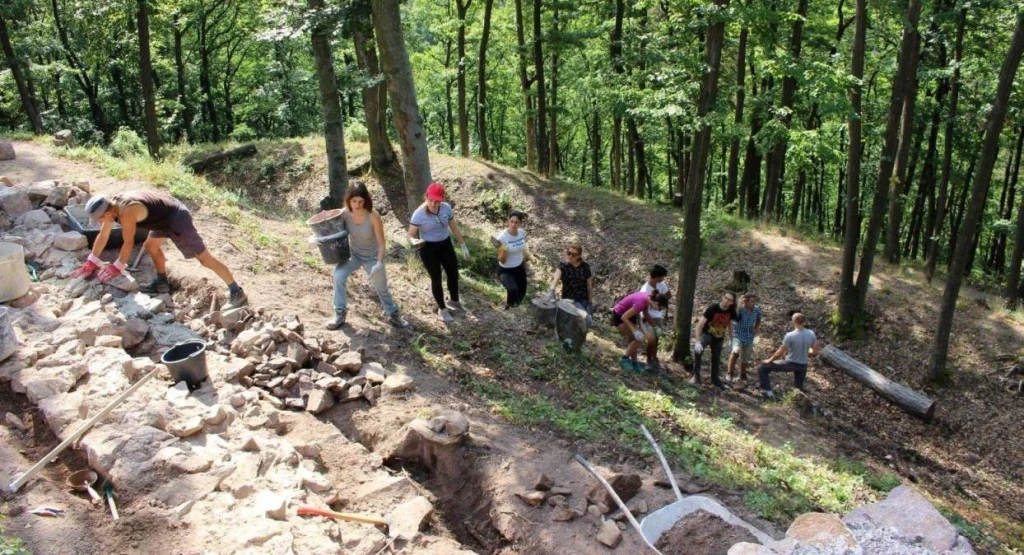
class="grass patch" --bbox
[0,514,29,555]
[827,458,902,493]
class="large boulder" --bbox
[53,129,74,148]
[53,231,88,252]
[0,140,14,161]
[0,187,32,217]
[844,486,974,554]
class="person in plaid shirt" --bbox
[728,293,762,384]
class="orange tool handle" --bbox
[296,506,387,526]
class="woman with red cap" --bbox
[408,182,470,323]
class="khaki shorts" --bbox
[731,338,754,365]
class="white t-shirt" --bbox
[640,281,669,295]
[497,228,527,268]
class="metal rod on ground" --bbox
[640,424,683,502]
[8,368,159,493]
[574,454,662,555]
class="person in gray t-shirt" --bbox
[758,312,820,399]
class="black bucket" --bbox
[307,209,351,265]
[161,340,209,390]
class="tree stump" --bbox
[531,297,557,329]
[726,270,751,293]
[555,300,589,353]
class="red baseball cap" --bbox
[425,182,446,201]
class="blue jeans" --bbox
[333,254,399,315]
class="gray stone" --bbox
[0,187,31,216]
[52,231,88,251]
[114,293,165,320]
[388,496,433,539]
[586,474,642,507]
[382,374,414,394]
[257,491,288,520]
[786,512,858,551]
[516,491,546,507]
[306,389,335,414]
[334,350,362,373]
[596,520,622,547]
[44,185,71,208]
[168,416,204,438]
[844,485,968,554]
[727,544,775,555]
[21,209,51,229]
[5,412,27,432]
[362,362,387,384]
[426,409,470,438]
[0,140,14,160]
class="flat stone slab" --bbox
[844,486,972,554]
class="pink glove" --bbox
[98,259,127,283]
[71,254,103,279]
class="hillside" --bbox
[2,137,1023,553]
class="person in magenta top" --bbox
[612,290,670,372]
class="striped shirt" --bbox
[734,305,762,344]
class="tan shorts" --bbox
[731,338,754,365]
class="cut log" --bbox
[530,297,557,329]
[555,300,589,353]
[187,144,257,173]
[820,345,936,422]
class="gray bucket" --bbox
[161,340,209,390]
[307,209,350,265]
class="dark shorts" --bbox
[147,209,206,259]
[611,311,639,327]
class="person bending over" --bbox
[612,289,670,373]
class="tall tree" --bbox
[514,0,536,171]
[372,0,433,214]
[533,0,549,173]
[609,0,625,190]
[477,0,494,159]
[307,0,348,206]
[838,0,921,335]
[673,0,730,363]
[172,11,195,142]
[352,25,397,173]
[931,11,1024,380]
[0,11,44,134]
[725,22,748,207]
[137,0,160,157]
[455,0,472,157]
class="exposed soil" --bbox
[655,510,759,555]
[3,138,1024,552]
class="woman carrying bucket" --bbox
[325,183,408,329]
[408,182,470,324]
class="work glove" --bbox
[370,261,384,276]
[692,341,704,355]
[71,254,103,279]
[633,330,644,342]
[97,259,127,283]
[459,243,470,260]
[547,288,557,301]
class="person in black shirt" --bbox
[549,242,594,325]
[691,291,738,389]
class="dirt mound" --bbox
[655,510,759,554]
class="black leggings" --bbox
[420,239,460,309]
[498,263,528,307]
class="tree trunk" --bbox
[821,346,936,421]
[0,14,43,134]
[198,9,220,142]
[1007,171,1024,308]
[308,0,349,205]
[672,0,729,364]
[884,24,923,263]
[763,0,808,221]
[371,0,433,214]
[172,13,194,143]
[456,0,472,157]
[590,110,601,187]
[836,0,867,336]
[926,7,967,282]
[609,0,625,190]
[628,119,647,199]
[909,80,947,260]
[137,0,160,157]
[849,0,922,322]
[548,14,559,178]
[741,74,764,218]
[477,0,493,160]
[533,0,549,174]
[726,26,748,207]
[989,127,1023,274]
[353,27,397,173]
[931,12,1024,382]
[514,0,535,171]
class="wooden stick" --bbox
[9,368,159,493]
[296,506,387,526]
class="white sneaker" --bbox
[446,300,464,311]
[438,308,454,323]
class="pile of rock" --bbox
[1,178,93,269]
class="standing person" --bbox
[492,211,529,309]
[728,293,763,385]
[612,289,670,372]
[408,182,470,324]
[759,312,820,399]
[639,264,671,371]
[548,242,594,325]
[691,291,738,389]
[73,191,248,309]
[325,183,409,330]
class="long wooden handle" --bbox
[9,368,159,493]
[296,506,387,526]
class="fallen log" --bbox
[820,345,936,422]
[530,297,557,329]
[554,299,589,353]
[187,144,257,173]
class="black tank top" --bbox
[111,191,181,232]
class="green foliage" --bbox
[478,188,516,223]
[230,124,258,143]
[344,120,369,143]
[0,515,29,555]
[107,128,148,159]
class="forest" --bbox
[2,0,1023,382]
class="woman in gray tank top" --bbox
[326,183,408,329]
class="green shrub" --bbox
[107,127,147,158]
[230,123,257,142]
[479,188,516,223]
[345,120,369,143]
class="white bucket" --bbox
[0,242,31,303]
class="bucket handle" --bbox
[308,229,349,245]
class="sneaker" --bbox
[618,356,634,371]
[762,390,775,401]
[325,310,346,330]
[632,361,648,373]
[687,376,700,385]
[388,311,409,328]
[225,289,248,310]
[140,277,170,294]
[446,300,464,312]
[438,308,454,323]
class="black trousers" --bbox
[693,333,725,386]
[498,263,528,307]
[419,239,460,309]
